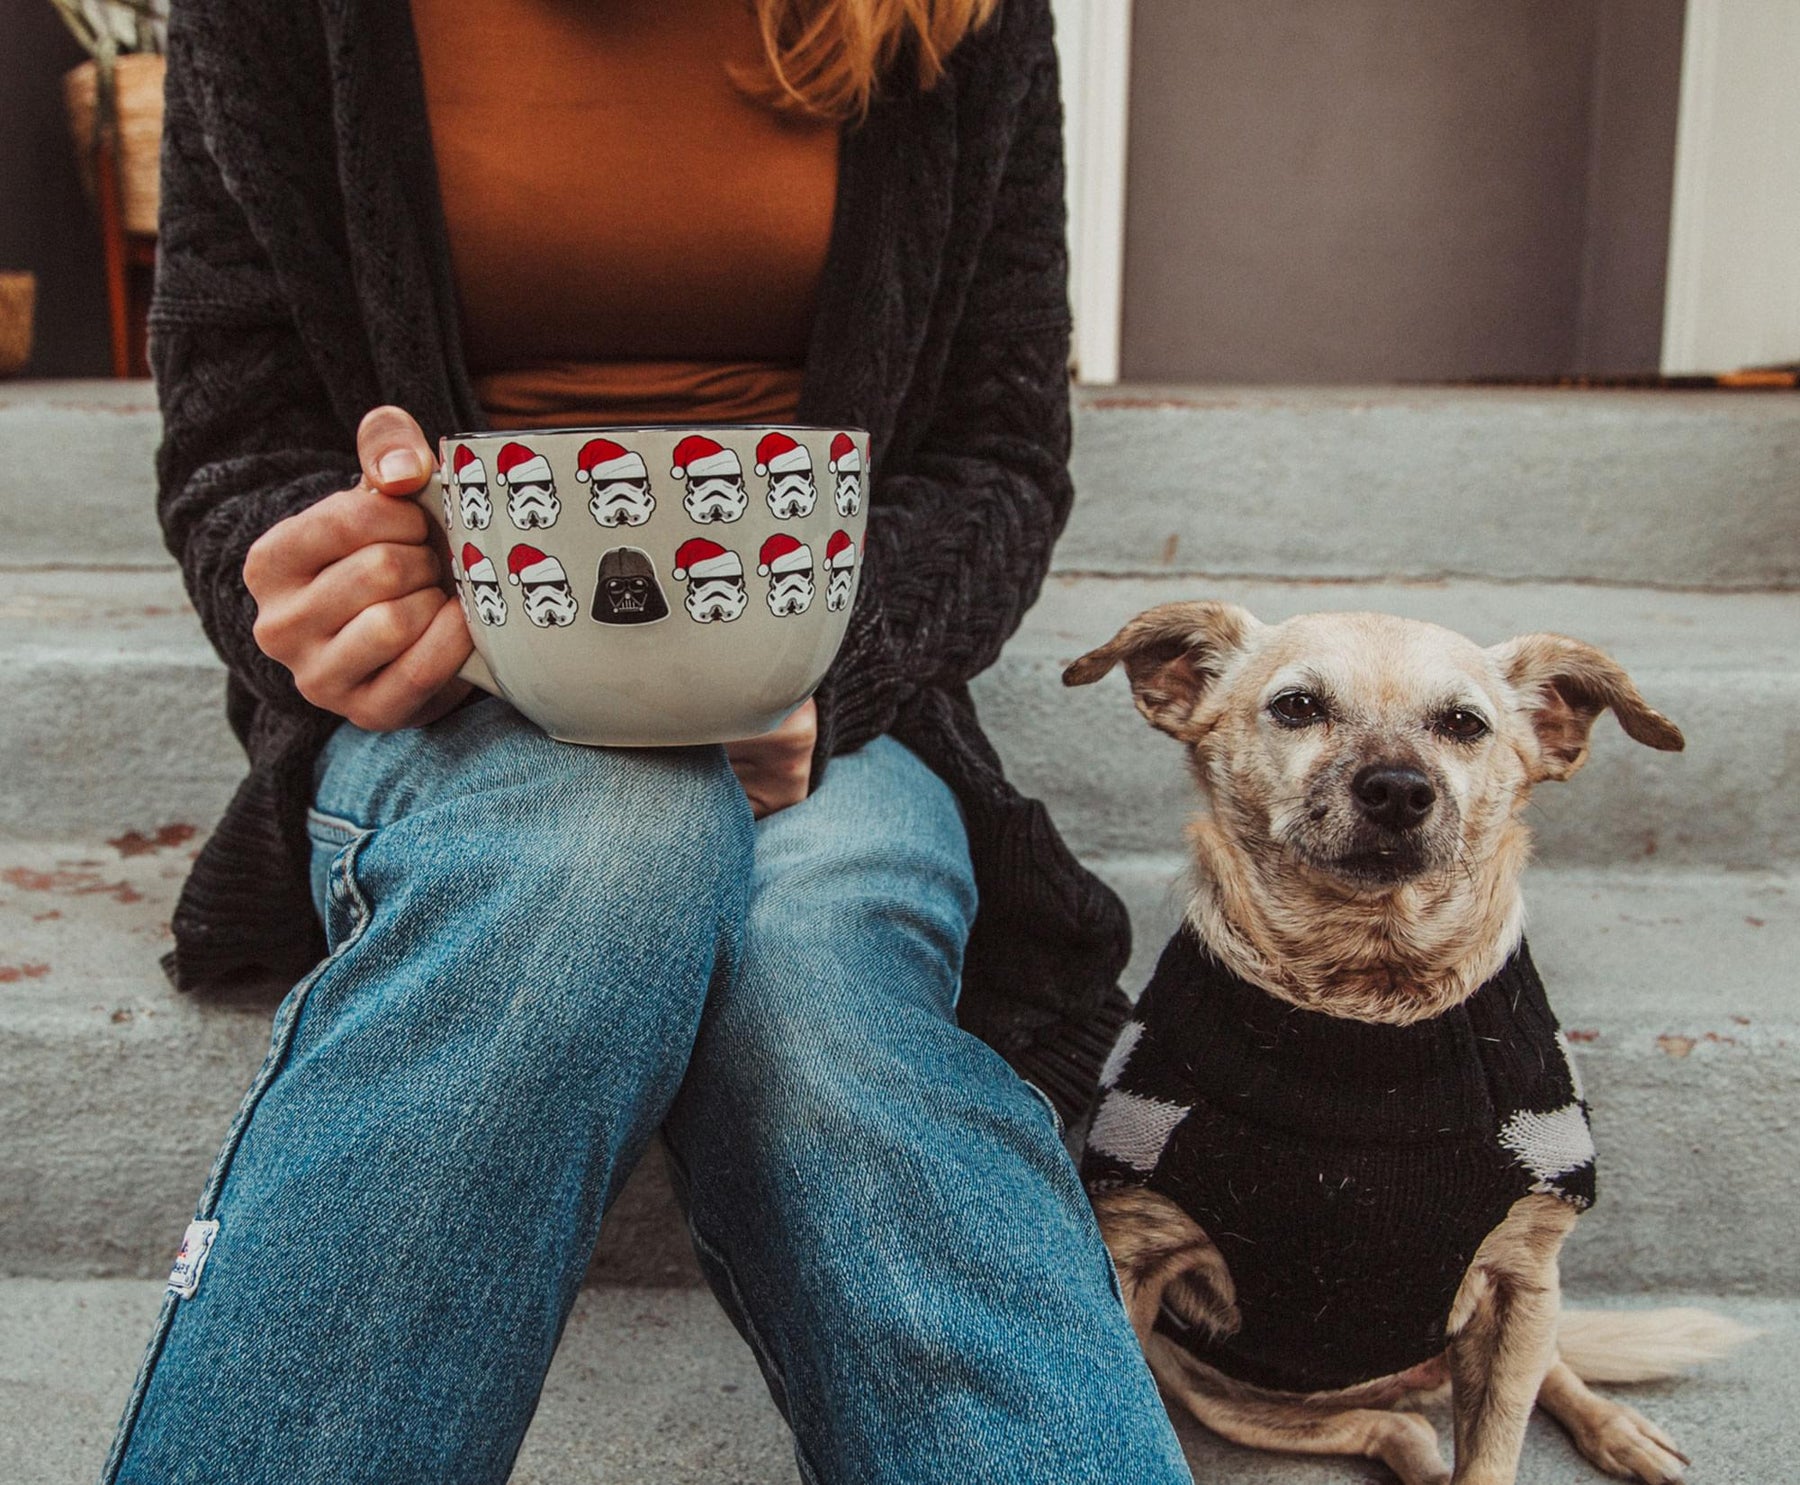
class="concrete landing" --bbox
[2,1279,1786,1484]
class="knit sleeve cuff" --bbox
[807,591,912,789]
[1009,981,1134,1134]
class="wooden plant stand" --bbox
[95,129,154,379]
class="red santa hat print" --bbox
[575,438,648,484]
[495,441,553,488]
[753,432,812,478]
[452,445,487,483]
[671,538,743,583]
[669,435,741,483]
[824,530,857,571]
[827,433,862,475]
[507,544,567,587]
[460,543,498,585]
[757,533,814,577]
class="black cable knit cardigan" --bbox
[151,0,1128,1120]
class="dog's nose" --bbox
[1352,764,1436,829]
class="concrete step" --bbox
[5,1278,1791,1485]
[3,834,1794,1294]
[1062,385,1800,589]
[9,567,1798,870]
[0,830,698,1290]
[5,380,1797,586]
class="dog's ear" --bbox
[1063,601,1259,738]
[1490,633,1684,781]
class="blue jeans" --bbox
[103,697,1189,1484]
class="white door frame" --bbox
[1053,0,1133,385]
[1662,0,1800,373]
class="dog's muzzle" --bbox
[1352,764,1437,831]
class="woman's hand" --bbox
[726,698,817,818]
[244,406,474,731]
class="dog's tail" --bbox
[1557,1307,1757,1383]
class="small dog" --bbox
[1066,601,1751,1485]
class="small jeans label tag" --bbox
[167,1219,220,1298]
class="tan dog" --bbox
[1066,602,1752,1485]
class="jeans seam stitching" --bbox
[682,1215,829,1484]
[196,831,373,1214]
[98,833,376,1485]
[304,805,366,844]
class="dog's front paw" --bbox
[1577,1403,1689,1484]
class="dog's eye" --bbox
[1268,691,1327,727]
[1435,708,1490,742]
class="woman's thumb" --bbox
[357,405,435,494]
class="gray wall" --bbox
[1576,0,1685,373]
[0,3,112,378]
[1121,0,1684,382]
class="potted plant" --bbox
[53,0,169,238]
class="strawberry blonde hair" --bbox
[741,0,1003,120]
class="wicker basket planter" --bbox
[63,52,166,237]
[0,273,35,379]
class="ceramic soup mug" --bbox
[423,424,869,746]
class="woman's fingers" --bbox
[244,403,469,731]
[247,483,429,594]
[304,541,445,633]
[250,530,442,662]
[340,594,478,731]
[725,697,817,817]
[298,587,451,716]
[357,404,436,495]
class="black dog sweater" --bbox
[1082,928,1596,1394]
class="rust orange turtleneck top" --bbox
[409,0,839,428]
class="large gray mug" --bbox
[421,424,869,746]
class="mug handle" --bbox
[419,460,502,699]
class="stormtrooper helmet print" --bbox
[757,533,815,617]
[577,438,656,528]
[496,441,560,530]
[507,543,579,627]
[670,435,749,525]
[754,432,818,520]
[670,538,748,623]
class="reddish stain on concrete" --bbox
[1565,1029,1600,1043]
[108,823,199,858]
[2,866,144,905]
[32,910,62,922]
[0,963,51,983]
[1731,1015,1751,1026]
[1745,916,1766,928]
[110,1008,133,1024]
[1656,1034,1696,1058]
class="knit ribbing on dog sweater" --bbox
[1082,929,1596,1394]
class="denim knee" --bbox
[309,717,756,1077]
[696,882,973,1165]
